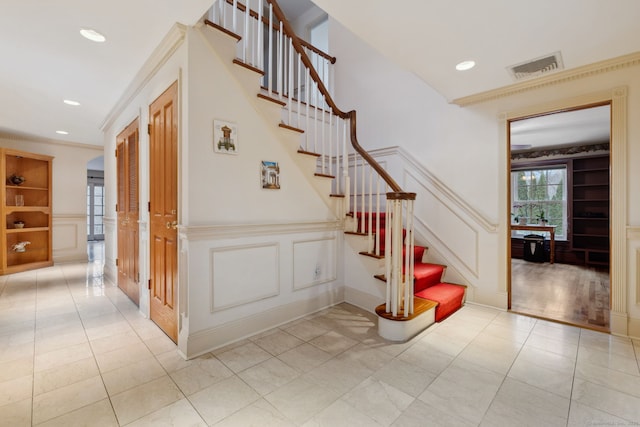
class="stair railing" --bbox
[207,0,417,319]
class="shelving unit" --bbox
[571,155,610,267]
[0,148,53,274]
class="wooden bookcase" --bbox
[571,155,610,267]
[0,148,53,274]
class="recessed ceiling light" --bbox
[80,28,106,43]
[56,130,69,135]
[63,99,81,106]
[456,60,476,71]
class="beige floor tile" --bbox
[34,342,93,373]
[215,398,295,427]
[102,357,166,396]
[239,357,300,395]
[89,329,143,355]
[143,334,177,355]
[0,357,33,383]
[264,377,340,425]
[170,355,233,396]
[574,361,640,398]
[392,399,476,427]
[34,329,88,355]
[284,319,329,341]
[309,330,358,356]
[277,343,332,373]
[507,355,574,398]
[124,398,206,427]
[304,399,383,427]
[373,358,435,398]
[94,341,154,373]
[0,341,34,364]
[33,357,99,396]
[303,357,373,395]
[32,376,107,425]
[0,375,32,407]
[480,378,569,427]
[419,360,503,424]
[252,329,304,356]
[110,376,184,425]
[155,349,194,373]
[35,398,118,427]
[216,342,272,373]
[567,401,633,427]
[0,397,31,427]
[188,376,260,425]
[342,377,414,426]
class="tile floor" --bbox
[1,250,640,426]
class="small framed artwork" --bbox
[213,120,238,154]
[261,161,280,189]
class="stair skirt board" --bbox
[376,298,437,341]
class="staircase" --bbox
[201,0,466,341]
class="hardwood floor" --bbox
[510,259,610,331]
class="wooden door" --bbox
[149,81,178,342]
[116,119,140,305]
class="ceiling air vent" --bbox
[507,51,564,81]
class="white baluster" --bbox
[375,176,381,256]
[257,0,263,70]
[267,4,273,96]
[314,82,318,153]
[288,37,293,125]
[368,167,373,249]
[385,202,392,313]
[277,21,282,99]
[297,53,301,129]
[233,0,238,33]
[305,68,310,151]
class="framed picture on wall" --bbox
[213,120,238,154]
[261,161,280,189]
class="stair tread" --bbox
[204,19,241,41]
[232,58,265,76]
[375,297,438,321]
[258,93,287,106]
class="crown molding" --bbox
[452,51,640,107]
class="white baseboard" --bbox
[344,286,384,315]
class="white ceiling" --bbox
[0,0,636,147]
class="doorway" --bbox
[508,104,611,331]
[148,81,179,343]
[116,119,140,306]
[87,157,104,242]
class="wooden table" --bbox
[510,224,557,264]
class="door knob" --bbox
[166,221,178,230]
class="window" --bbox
[87,173,104,241]
[511,166,567,239]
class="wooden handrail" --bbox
[223,0,336,64]
[267,0,405,194]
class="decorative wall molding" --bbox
[52,214,86,262]
[405,169,480,278]
[452,51,640,106]
[368,146,498,233]
[209,243,280,313]
[101,23,187,132]
[180,220,342,241]
[292,236,338,290]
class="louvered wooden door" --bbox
[149,82,178,342]
[116,119,140,305]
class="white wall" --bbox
[329,19,640,338]
[180,26,343,357]
[102,24,344,357]
[0,137,102,262]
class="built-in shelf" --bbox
[570,154,610,267]
[1,148,53,274]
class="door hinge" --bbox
[148,279,151,290]
[115,148,118,157]
[148,201,151,212]
[136,272,140,283]
[115,258,118,267]
[147,124,151,135]
[115,203,118,212]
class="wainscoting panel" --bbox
[293,236,337,290]
[405,170,479,275]
[209,243,280,312]
[52,214,87,262]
